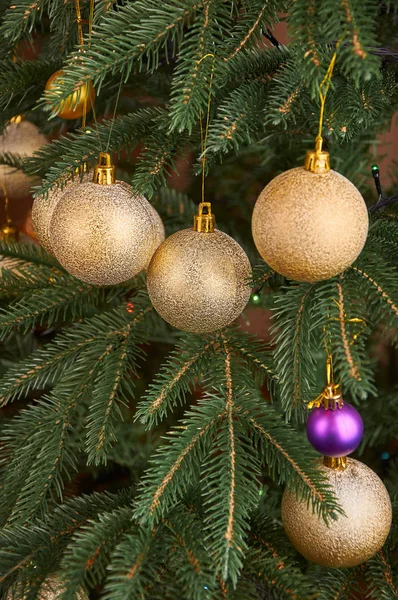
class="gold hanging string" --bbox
[106,75,124,153]
[305,41,342,173]
[314,40,342,155]
[85,0,103,153]
[308,311,366,410]
[308,353,342,410]
[197,53,215,205]
[74,0,84,47]
[1,184,10,222]
[89,0,94,38]
[73,0,95,130]
[0,184,18,241]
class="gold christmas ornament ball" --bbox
[281,458,392,568]
[252,167,369,282]
[45,70,95,120]
[6,574,88,599]
[32,172,91,255]
[147,228,252,333]
[0,120,47,199]
[49,179,162,285]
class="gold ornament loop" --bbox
[305,41,342,174]
[0,185,18,242]
[197,53,215,205]
[193,202,215,233]
[307,354,343,410]
[93,152,116,185]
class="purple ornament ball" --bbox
[306,402,364,457]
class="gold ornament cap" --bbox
[304,138,330,174]
[93,152,116,185]
[323,456,348,470]
[193,202,215,233]
[9,115,24,124]
[1,219,19,242]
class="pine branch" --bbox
[135,333,215,428]
[0,240,59,268]
[0,0,50,46]
[26,108,165,197]
[0,151,28,170]
[312,277,376,400]
[104,527,165,599]
[205,80,268,156]
[0,489,133,593]
[288,0,381,85]
[0,364,95,525]
[223,0,282,63]
[0,303,140,405]
[0,58,61,112]
[86,333,144,465]
[243,514,312,600]
[366,550,398,600]
[223,327,277,382]
[134,396,224,525]
[312,566,364,600]
[168,1,229,133]
[0,300,154,523]
[59,507,134,599]
[0,279,106,338]
[272,283,318,421]
[245,407,342,522]
[41,1,206,108]
[159,508,214,599]
[131,126,191,197]
[201,338,261,585]
[350,252,398,346]
[152,186,197,232]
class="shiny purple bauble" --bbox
[306,402,364,457]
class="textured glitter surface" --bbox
[6,575,88,599]
[0,122,47,200]
[252,167,369,282]
[32,173,91,255]
[119,180,165,258]
[49,180,163,285]
[281,458,392,568]
[147,228,252,333]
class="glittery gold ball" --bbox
[0,121,47,199]
[281,458,392,568]
[147,228,252,333]
[6,575,88,599]
[32,173,91,255]
[252,167,369,282]
[49,180,162,285]
[45,70,95,120]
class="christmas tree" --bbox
[0,1,397,598]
